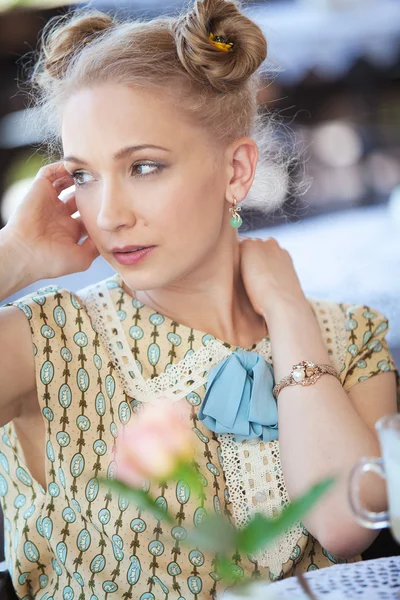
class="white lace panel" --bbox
[311,299,347,374]
[218,336,304,575]
[146,342,231,400]
[218,432,305,576]
[79,281,348,576]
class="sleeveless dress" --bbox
[0,271,398,600]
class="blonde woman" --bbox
[0,1,398,598]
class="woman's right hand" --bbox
[4,160,100,280]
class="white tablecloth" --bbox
[221,556,400,599]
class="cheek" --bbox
[166,200,218,247]
[75,198,100,237]
[168,197,224,260]
[167,173,223,227]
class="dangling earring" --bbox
[229,196,243,229]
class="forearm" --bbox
[263,296,383,556]
[0,226,36,302]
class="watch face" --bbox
[291,361,322,386]
[292,367,306,383]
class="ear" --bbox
[225,137,258,203]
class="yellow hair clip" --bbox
[209,32,234,52]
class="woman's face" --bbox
[62,83,232,291]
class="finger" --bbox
[69,215,88,242]
[265,237,279,245]
[35,160,71,185]
[63,194,78,216]
[53,176,75,194]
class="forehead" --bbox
[61,83,204,156]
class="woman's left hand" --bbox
[239,237,308,316]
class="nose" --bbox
[96,181,136,231]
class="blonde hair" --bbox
[25,0,295,219]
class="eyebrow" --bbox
[63,144,171,165]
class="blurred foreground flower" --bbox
[99,396,334,593]
[116,398,193,486]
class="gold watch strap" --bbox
[272,360,340,400]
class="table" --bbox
[221,556,400,599]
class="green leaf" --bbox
[170,461,204,499]
[212,556,256,592]
[236,477,334,554]
[184,514,236,554]
[98,477,174,524]
[216,556,238,585]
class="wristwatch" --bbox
[272,360,339,400]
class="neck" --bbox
[120,237,267,349]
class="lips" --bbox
[112,245,156,265]
[111,245,153,253]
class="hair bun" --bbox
[173,0,267,93]
[39,10,115,79]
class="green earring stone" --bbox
[230,214,243,229]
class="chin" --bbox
[116,268,177,292]
[109,250,196,292]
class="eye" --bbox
[71,162,163,187]
[71,171,93,186]
[131,162,162,178]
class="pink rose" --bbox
[116,397,193,487]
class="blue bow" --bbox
[198,349,278,442]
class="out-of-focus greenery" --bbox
[0,0,74,12]
[100,469,334,591]
[4,152,47,188]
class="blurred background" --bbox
[1,0,400,368]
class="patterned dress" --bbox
[0,271,398,600]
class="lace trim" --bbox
[330,303,348,372]
[311,299,347,374]
[146,343,231,400]
[250,440,302,575]
[218,433,305,576]
[78,280,232,403]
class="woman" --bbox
[0,0,398,598]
